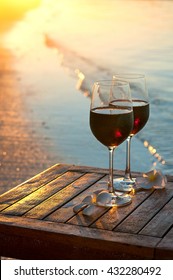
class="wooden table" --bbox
[0,163,173,260]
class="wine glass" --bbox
[113,74,149,192]
[90,80,133,207]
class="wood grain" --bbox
[114,187,173,234]
[2,171,83,216]
[140,197,173,237]
[46,172,105,222]
[0,215,160,259]
[0,163,71,205]
[155,227,173,259]
[0,163,173,259]
[91,189,154,230]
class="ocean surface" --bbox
[2,0,173,175]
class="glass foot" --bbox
[73,190,132,216]
[96,192,132,208]
[113,177,136,192]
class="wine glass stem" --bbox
[124,135,133,180]
[108,147,114,193]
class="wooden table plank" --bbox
[0,163,71,206]
[46,173,106,223]
[24,172,105,220]
[2,171,84,216]
[66,177,114,227]
[155,227,173,259]
[0,215,160,260]
[69,165,142,178]
[91,189,154,231]
[114,185,173,234]
[0,163,173,260]
[0,204,9,211]
[139,197,173,237]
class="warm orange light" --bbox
[0,0,41,20]
[0,0,41,9]
[0,0,41,33]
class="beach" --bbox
[0,0,173,196]
[0,1,57,194]
[0,45,57,195]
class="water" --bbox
[2,0,173,175]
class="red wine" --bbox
[131,100,149,136]
[90,106,133,147]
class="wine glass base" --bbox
[96,193,132,208]
[73,190,132,215]
[113,177,136,192]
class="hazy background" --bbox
[1,0,173,175]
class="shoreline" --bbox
[0,45,56,194]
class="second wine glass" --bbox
[90,80,133,207]
[113,74,150,192]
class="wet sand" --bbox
[0,46,56,194]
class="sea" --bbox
[2,0,173,175]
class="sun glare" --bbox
[0,0,41,20]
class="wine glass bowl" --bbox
[131,100,149,136]
[90,103,133,148]
[90,80,133,207]
[113,74,150,191]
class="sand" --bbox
[0,45,56,195]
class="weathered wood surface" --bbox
[0,163,173,260]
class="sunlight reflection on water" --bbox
[2,0,173,174]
